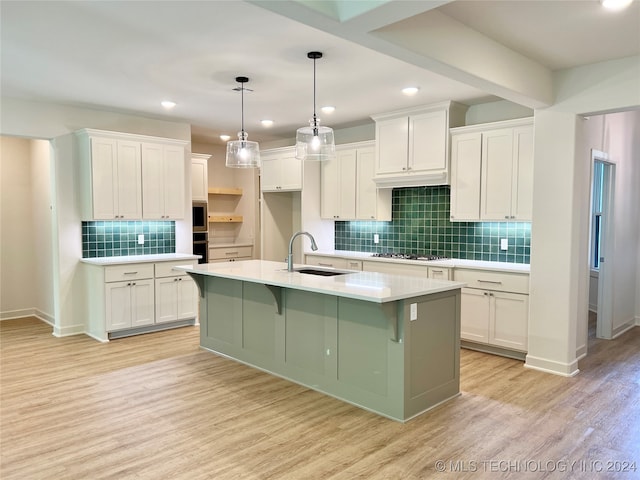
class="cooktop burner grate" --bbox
[371,253,449,261]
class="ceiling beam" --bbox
[249,0,553,108]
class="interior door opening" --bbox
[589,150,615,340]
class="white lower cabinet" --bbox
[456,268,529,352]
[154,261,198,324]
[85,258,198,341]
[105,279,154,331]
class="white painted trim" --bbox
[84,331,109,343]
[1,308,54,324]
[611,320,637,339]
[575,345,587,361]
[524,354,580,377]
[636,315,640,326]
[52,323,85,337]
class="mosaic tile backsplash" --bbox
[335,186,531,264]
[82,221,175,258]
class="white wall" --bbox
[1,97,192,336]
[526,55,640,376]
[1,137,37,318]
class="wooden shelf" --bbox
[209,215,243,223]
[208,187,243,195]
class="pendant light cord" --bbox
[240,81,245,135]
[312,56,317,126]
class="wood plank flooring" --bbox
[1,316,639,479]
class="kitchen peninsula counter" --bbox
[176,260,464,422]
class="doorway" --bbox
[589,150,615,339]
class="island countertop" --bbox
[175,259,465,303]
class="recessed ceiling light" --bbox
[321,106,335,114]
[261,119,274,127]
[161,100,176,110]
[219,134,231,142]
[601,0,633,9]
[402,87,420,96]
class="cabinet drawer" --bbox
[344,259,363,271]
[209,246,253,260]
[305,255,347,269]
[154,260,196,278]
[454,268,528,294]
[104,263,154,282]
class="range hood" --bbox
[374,171,449,188]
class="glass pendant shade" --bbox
[225,76,260,168]
[226,130,260,168]
[295,51,335,161]
[295,118,335,161]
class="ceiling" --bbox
[1,0,638,145]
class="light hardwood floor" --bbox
[1,316,639,479]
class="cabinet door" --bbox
[279,154,303,191]
[375,117,408,174]
[116,140,143,219]
[320,154,340,218]
[511,126,534,221]
[105,281,132,331]
[191,157,208,202]
[460,288,489,343]
[141,142,165,219]
[480,129,513,220]
[490,291,528,351]
[91,137,118,220]
[162,144,186,219]
[409,109,447,173]
[450,132,482,221]
[155,277,178,323]
[260,155,280,191]
[338,149,357,219]
[131,279,155,327]
[177,277,198,320]
[356,147,377,220]
[142,143,185,219]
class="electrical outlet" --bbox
[138,234,145,245]
[373,234,379,244]
[500,238,508,251]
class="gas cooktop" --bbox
[371,253,449,261]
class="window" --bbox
[590,160,605,270]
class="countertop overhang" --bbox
[175,259,465,303]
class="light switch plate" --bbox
[410,303,417,321]
[138,234,145,245]
[500,238,508,250]
[373,234,379,244]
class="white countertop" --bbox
[81,253,200,266]
[309,250,530,274]
[175,260,466,303]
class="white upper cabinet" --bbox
[191,153,210,202]
[83,135,142,220]
[76,129,188,221]
[371,101,467,188]
[260,147,302,192]
[141,142,186,219]
[450,118,534,222]
[321,142,391,221]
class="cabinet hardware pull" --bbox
[478,280,502,285]
[432,269,443,273]
[123,272,138,275]
[504,215,510,219]
[225,251,239,255]
[318,263,332,267]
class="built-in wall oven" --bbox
[192,202,208,263]
[193,232,208,264]
[192,201,208,232]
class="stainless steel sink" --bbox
[292,267,351,277]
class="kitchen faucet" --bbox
[287,231,318,272]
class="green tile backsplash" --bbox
[82,221,175,258]
[335,186,531,264]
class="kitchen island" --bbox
[175,260,465,422]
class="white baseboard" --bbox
[1,308,54,325]
[612,318,637,339]
[588,304,597,313]
[53,323,85,337]
[524,354,580,377]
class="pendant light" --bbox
[295,51,335,161]
[226,76,260,168]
